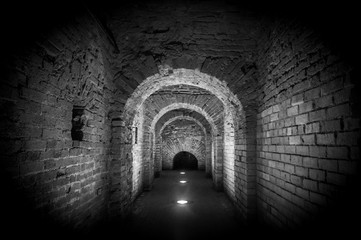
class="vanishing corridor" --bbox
[1,1,359,238]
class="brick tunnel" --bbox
[0,1,360,239]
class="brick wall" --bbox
[3,1,357,234]
[0,9,118,232]
[256,18,360,230]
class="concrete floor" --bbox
[123,170,244,240]
[3,169,358,240]
[107,170,360,240]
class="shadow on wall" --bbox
[173,151,198,170]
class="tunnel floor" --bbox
[122,170,244,239]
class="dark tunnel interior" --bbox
[173,151,198,170]
[0,0,360,239]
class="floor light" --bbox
[177,200,188,205]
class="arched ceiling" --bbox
[161,118,205,139]
[155,109,212,136]
[102,1,261,107]
[159,116,208,139]
[144,84,224,132]
[155,84,214,96]
[122,68,246,140]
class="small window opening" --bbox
[71,106,85,141]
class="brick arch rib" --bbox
[149,103,220,188]
[121,69,255,222]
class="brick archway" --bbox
[150,103,220,188]
[158,116,210,174]
[160,118,206,171]
[122,68,252,218]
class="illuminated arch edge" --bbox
[123,68,241,198]
[150,103,219,136]
[123,68,242,123]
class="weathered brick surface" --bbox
[1,9,120,231]
[256,18,360,230]
[2,0,359,235]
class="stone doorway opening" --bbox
[173,151,198,170]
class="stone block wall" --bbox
[256,18,360,230]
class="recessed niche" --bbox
[71,106,85,141]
